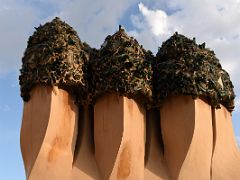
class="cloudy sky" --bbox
[0,0,240,179]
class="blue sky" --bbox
[0,0,240,179]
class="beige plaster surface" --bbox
[21,86,78,180]
[21,87,240,180]
[211,105,240,180]
[20,86,51,178]
[94,93,145,180]
[160,96,213,180]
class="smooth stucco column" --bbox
[211,105,240,180]
[94,93,145,180]
[20,85,78,180]
[160,96,213,180]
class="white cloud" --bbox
[47,0,137,48]
[0,0,42,75]
[1,0,240,95]
[131,1,240,95]
[138,3,168,36]
[0,0,138,75]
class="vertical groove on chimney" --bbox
[145,108,164,164]
[89,105,95,154]
[210,106,216,180]
[73,106,84,164]
[145,109,151,164]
